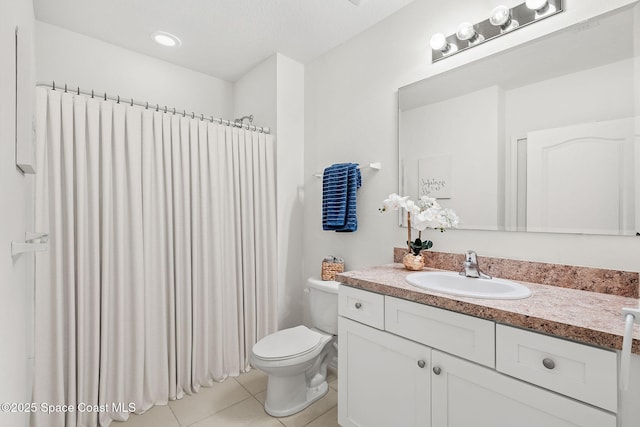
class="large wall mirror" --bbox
[398,2,640,236]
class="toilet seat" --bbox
[252,325,328,361]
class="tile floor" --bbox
[114,368,338,427]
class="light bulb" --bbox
[456,22,484,45]
[429,33,457,55]
[490,5,510,26]
[456,22,475,40]
[526,0,556,17]
[490,5,519,31]
[429,33,446,50]
[525,0,548,10]
[430,33,447,50]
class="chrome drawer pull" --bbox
[433,366,442,375]
[542,358,556,370]
[417,360,426,368]
[355,302,362,309]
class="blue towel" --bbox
[322,163,361,232]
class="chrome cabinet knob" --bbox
[417,360,426,368]
[542,358,555,370]
[355,302,362,309]
[433,366,442,375]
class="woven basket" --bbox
[321,261,344,281]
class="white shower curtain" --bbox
[31,87,277,427]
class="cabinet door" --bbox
[338,317,431,427]
[431,350,616,427]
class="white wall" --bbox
[234,53,305,329]
[234,55,277,131]
[304,0,640,280]
[35,21,233,118]
[275,54,305,329]
[0,0,35,426]
[505,59,634,136]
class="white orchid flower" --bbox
[438,208,460,229]
[417,195,440,210]
[382,193,409,211]
[404,200,421,216]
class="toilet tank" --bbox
[308,277,339,335]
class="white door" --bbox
[338,317,431,427]
[526,118,635,235]
[431,350,616,427]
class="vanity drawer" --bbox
[338,285,384,330]
[496,324,617,412]
[385,296,495,368]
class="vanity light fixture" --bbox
[429,32,457,55]
[429,0,562,62]
[151,31,182,47]
[489,5,519,32]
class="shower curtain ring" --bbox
[183,110,186,117]
[156,104,159,112]
[130,98,134,106]
[52,81,56,91]
[64,83,67,93]
[164,106,167,113]
[117,96,120,104]
[192,112,195,119]
[145,102,149,109]
[210,116,214,123]
[173,107,176,115]
[91,90,94,98]
[77,87,80,95]
[201,114,204,121]
[104,93,107,101]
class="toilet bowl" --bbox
[250,278,339,417]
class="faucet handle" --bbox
[461,250,492,279]
[465,250,478,263]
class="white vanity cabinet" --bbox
[338,285,617,427]
[338,286,431,426]
[338,317,431,427]
[432,350,615,427]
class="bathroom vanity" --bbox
[336,263,640,427]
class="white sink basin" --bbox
[406,271,531,300]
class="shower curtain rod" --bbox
[36,81,271,134]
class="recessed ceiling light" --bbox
[151,31,181,47]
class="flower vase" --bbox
[402,252,424,271]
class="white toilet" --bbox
[250,277,339,417]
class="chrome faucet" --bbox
[459,250,492,279]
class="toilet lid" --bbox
[253,325,326,360]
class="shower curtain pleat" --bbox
[222,126,242,376]
[161,112,178,402]
[208,122,227,381]
[173,115,193,399]
[32,87,278,427]
[141,109,170,408]
[190,119,203,390]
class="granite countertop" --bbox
[336,264,640,355]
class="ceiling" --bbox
[33,0,415,82]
